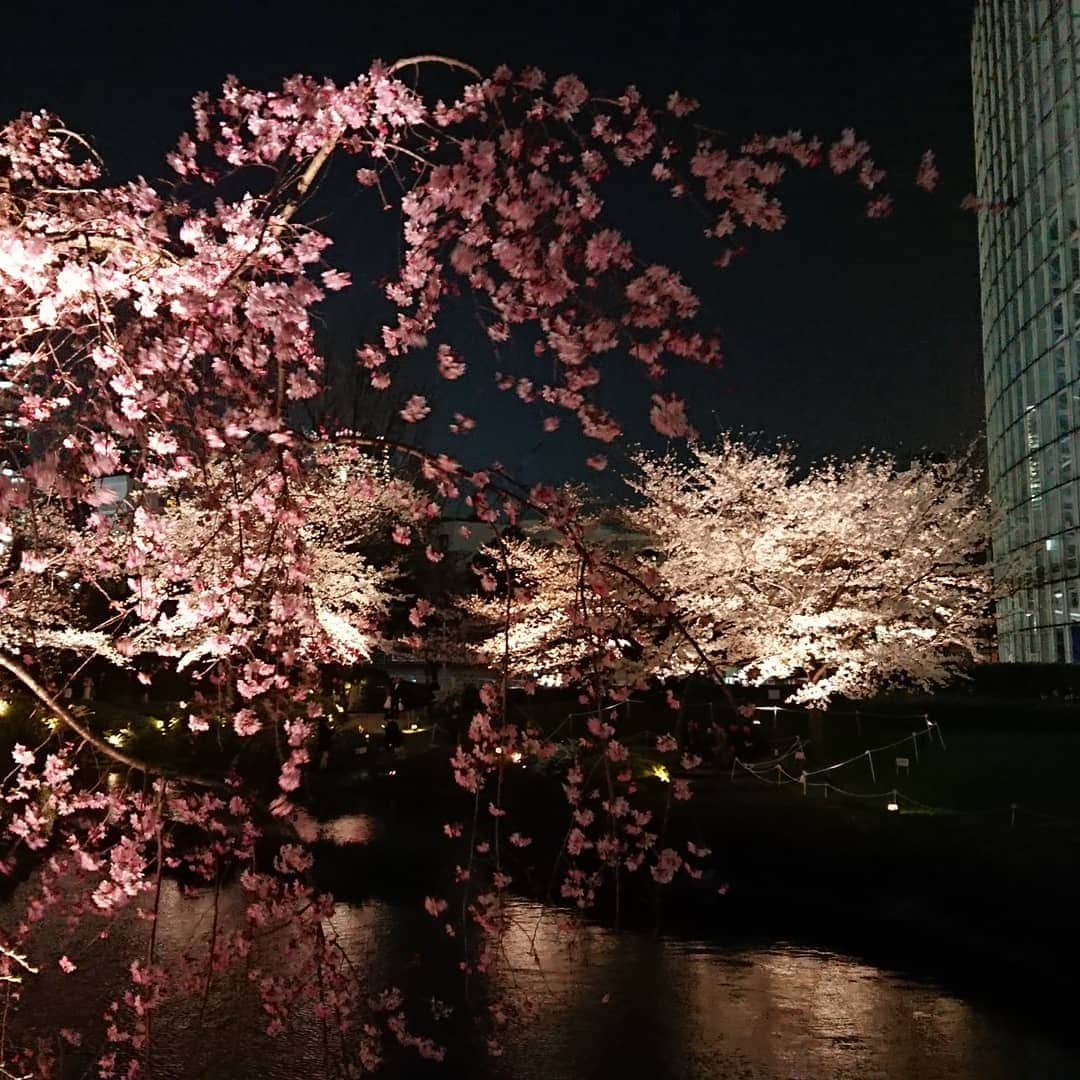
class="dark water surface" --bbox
[7,811,1078,1079]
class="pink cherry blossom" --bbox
[915,149,939,192]
[400,395,431,423]
[649,393,696,439]
[436,344,466,380]
[321,268,352,291]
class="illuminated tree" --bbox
[465,533,588,679]
[0,445,420,685]
[628,438,990,703]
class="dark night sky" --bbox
[2,0,983,483]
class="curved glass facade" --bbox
[973,0,1080,662]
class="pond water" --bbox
[5,812,1077,1079]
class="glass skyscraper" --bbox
[973,0,1080,662]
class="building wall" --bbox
[974,0,1080,661]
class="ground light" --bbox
[886,790,900,813]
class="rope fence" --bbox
[532,697,1078,830]
[731,716,943,783]
[729,746,1080,828]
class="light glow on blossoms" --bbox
[628,438,990,704]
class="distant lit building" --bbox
[973,0,1080,662]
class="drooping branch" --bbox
[0,651,219,788]
[277,54,479,229]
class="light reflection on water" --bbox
[4,840,1078,1078]
[477,902,1080,1080]
[319,813,378,846]
[291,809,378,845]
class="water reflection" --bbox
[486,900,1077,1080]
[320,813,377,846]
[2,824,1077,1079]
[291,809,377,845]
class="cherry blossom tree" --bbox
[0,52,938,1075]
[627,438,990,704]
[462,520,660,683]
[464,533,592,678]
[0,444,418,694]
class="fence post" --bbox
[929,716,946,750]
